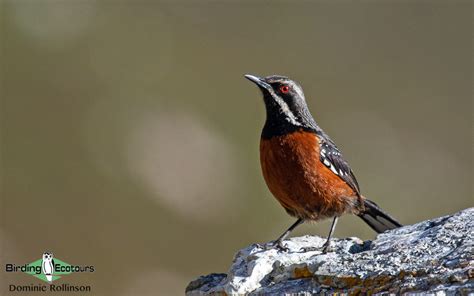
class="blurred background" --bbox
[1,1,472,295]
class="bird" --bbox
[41,252,55,283]
[245,74,402,252]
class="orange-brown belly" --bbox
[260,131,358,220]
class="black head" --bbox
[245,74,318,138]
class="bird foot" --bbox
[272,240,290,252]
[321,242,334,253]
[257,240,289,252]
[299,242,334,253]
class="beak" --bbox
[244,74,271,90]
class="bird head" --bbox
[244,74,317,136]
[42,252,53,260]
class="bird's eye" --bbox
[279,85,290,94]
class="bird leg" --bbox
[264,218,304,252]
[321,216,338,253]
[300,216,339,253]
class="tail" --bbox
[358,199,402,233]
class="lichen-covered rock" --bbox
[186,208,474,295]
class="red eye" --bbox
[280,85,290,93]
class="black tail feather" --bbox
[358,199,402,233]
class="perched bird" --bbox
[245,74,402,252]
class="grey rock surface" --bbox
[186,208,473,295]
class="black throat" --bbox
[261,93,319,139]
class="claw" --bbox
[262,240,289,252]
[321,241,333,253]
[299,241,333,253]
[274,241,289,252]
[299,246,319,253]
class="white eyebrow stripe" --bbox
[293,84,306,101]
[267,87,302,126]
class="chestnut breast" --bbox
[260,130,357,220]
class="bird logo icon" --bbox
[41,252,55,283]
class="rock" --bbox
[186,208,474,295]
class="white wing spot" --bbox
[323,158,331,166]
[330,164,339,175]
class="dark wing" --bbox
[319,140,360,195]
